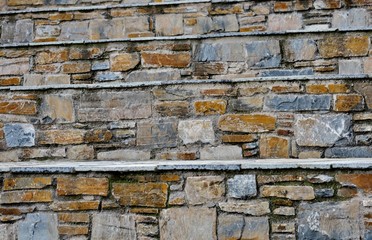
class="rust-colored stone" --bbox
[112,182,168,208]
[194,62,226,76]
[58,225,89,236]
[34,64,58,73]
[35,50,69,64]
[272,85,303,93]
[274,2,291,12]
[337,187,358,197]
[4,177,52,191]
[155,101,189,117]
[38,129,86,145]
[111,53,140,71]
[69,47,103,60]
[62,62,91,74]
[336,174,372,193]
[84,129,112,143]
[0,77,21,86]
[128,208,159,214]
[201,88,237,96]
[58,213,90,223]
[209,4,244,15]
[50,201,100,211]
[49,13,74,21]
[334,94,364,112]
[142,52,190,68]
[0,101,37,115]
[344,36,369,56]
[240,25,267,32]
[306,84,329,94]
[0,190,53,204]
[57,177,109,196]
[218,114,276,133]
[221,134,257,143]
[8,0,43,5]
[260,136,289,158]
[0,207,34,215]
[328,84,349,93]
[194,99,227,115]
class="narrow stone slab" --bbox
[219,201,270,215]
[264,95,331,111]
[260,186,315,200]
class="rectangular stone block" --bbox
[0,58,29,76]
[260,186,315,200]
[4,124,35,148]
[4,177,51,190]
[58,213,90,223]
[185,176,225,205]
[97,149,151,161]
[92,213,136,240]
[112,182,168,208]
[50,201,100,211]
[18,213,58,240]
[264,95,331,111]
[142,52,191,68]
[155,14,184,36]
[218,114,276,133]
[58,225,89,236]
[246,40,281,68]
[268,13,302,31]
[0,101,37,116]
[137,119,177,148]
[0,190,53,204]
[219,201,270,215]
[200,145,243,160]
[57,177,109,196]
[38,130,85,145]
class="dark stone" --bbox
[194,44,220,62]
[260,68,313,77]
[137,119,178,148]
[315,188,334,198]
[325,147,372,158]
[264,95,331,111]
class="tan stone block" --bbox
[298,151,323,159]
[8,0,43,6]
[239,25,266,32]
[344,36,370,56]
[334,94,364,112]
[0,190,53,204]
[110,53,140,72]
[50,201,100,211]
[337,187,358,197]
[4,177,52,190]
[141,52,190,68]
[128,208,159,214]
[336,174,372,193]
[62,62,91,74]
[49,13,74,21]
[185,176,225,205]
[209,4,244,15]
[155,14,184,36]
[38,130,86,145]
[218,201,270,215]
[43,95,74,123]
[67,145,94,160]
[272,85,303,93]
[306,84,328,94]
[260,186,315,200]
[194,100,226,115]
[328,84,349,93]
[0,58,30,76]
[314,0,342,9]
[36,50,69,65]
[112,183,168,207]
[34,64,58,73]
[260,136,289,158]
[84,129,112,143]
[57,177,109,196]
[364,57,372,74]
[58,225,89,235]
[218,114,276,133]
[257,175,305,184]
[58,213,90,223]
[222,134,257,143]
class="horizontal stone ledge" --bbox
[0,74,369,92]
[0,159,371,173]
[0,28,371,49]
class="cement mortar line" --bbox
[0,74,369,92]
[0,28,371,49]
[0,159,371,173]
[0,0,211,16]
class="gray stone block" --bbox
[218,214,244,240]
[260,68,314,77]
[242,217,269,240]
[227,174,257,199]
[0,224,17,240]
[91,213,136,240]
[325,146,372,158]
[4,124,35,148]
[18,213,58,240]
[126,69,180,82]
[332,8,369,29]
[95,72,123,82]
[14,20,34,43]
[246,40,281,68]
[264,95,331,111]
[315,188,334,198]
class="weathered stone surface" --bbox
[58,225,89,236]
[194,99,227,115]
[229,97,264,111]
[4,124,35,148]
[0,99,37,116]
[38,130,85,145]
[155,14,183,36]
[160,207,216,240]
[354,83,372,109]
[218,114,276,133]
[58,213,89,223]
[200,145,242,160]
[97,149,151,161]
[332,8,369,29]
[272,222,295,233]
[137,119,177,148]
[294,114,352,147]
[4,177,51,190]
[67,145,94,160]
[227,174,257,198]
[60,21,89,41]
[62,62,91,74]
[92,213,136,240]
[314,0,341,9]
[42,95,75,123]
[273,207,295,216]
[8,0,43,5]
[218,214,244,240]
[260,186,315,200]
[246,40,281,68]
[339,59,362,74]
[0,77,21,86]
[219,201,270,215]
[315,188,335,198]
[297,200,362,240]
[0,190,53,204]
[298,151,322,159]
[336,174,372,193]
[18,213,58,240]
[112,182,168,207]
[0,58,29,76]
[169,192,186,206]
[178,120,215,144]
[142,52,190,68]
[194,43,245,62]
[268,13,302,31]
[334,94,364,111]
[242,217,269,240]
[257,175,305,184]
[260,136,289,158]
[264,95,331,111]
[50,201,99,211]
[57,177,109,196]
[307,174,334,183]
[110,53,140,72]
[261,68,313,77]
[78,91,151,122]
[14,20,33,43]
[0,224,16,240]
[35,50,68,65]
[126,69,180,82]
[221,134,257,143]
[155,101,188,117]
[283,39,317,61]
[185,176,225,205]
[325,146,372,158]
[319,36,369,58]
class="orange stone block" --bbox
[57,177,109,196]
[306,84,328,94]
[328,84,349,93]
[50,201,100,211]
[239,25,266,32]
[344,36,370,56]
[336,174,372,193]
[159,174,181,182]
[58,213,90,223]
[218,114,276,133]
[62,62,91,74]
[334,94,364,112]
[259,136,289,158]
[110,53,140,71]
[4,177,52,191]
[221,134,257,143]
[0,77,21,86]
[35,50,69,65]
[38,129,86,145]
[0,101,37,115]
[0,190,53,204]
[194,100,227,115]
[49,13,74,21]
[141,52,190,68]
[84,129,112,143]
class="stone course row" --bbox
[0,169,370,239]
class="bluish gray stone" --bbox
[194,43,220,62]
[213,15,239,32]
[227,174,257,199]
[356,134,372,145]
[315,188,334,198]
[297,200,362,240]
[294,114,352,147]
[365,230,372,240]
[283,39,317,61]
[246,40,281,68]
[325,147,372,158]
[242,217,269,240]
[18,213,58,240]
[1,21,15,44]
[137,119,178,148]
[4,124,35,148]
[264,95,331,111]
[332,8,369,29]
[218,214,244,239]
[92,61,110,71]
[260,68,313,77]
[95,72,123,81]
[194,43,244,62]
[14,20,34,43]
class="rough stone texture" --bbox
[126,69,180,82]
[160,207,216,240]
[67,145,94,160]
[0,190,53,204]
[339,59,362,75]
[97,149,151,161]
[155,14,183,36]
[3,177,51,190]
[334,94,364,112]
[297,200,362,240]
[264,95,331,111]
[283,39,317,61]
[137,119,177,148]
[142,52,190,68]
[91,213,136,240]
[260,136,289,158]
[335,174,372,193]
[294,114,352,147]
[325,146,372,158]
[218,114,276,133]
[194,100,227,115]
[178,120,215,144]
[4,124,35,148]
[242,217,270,240]
[268,13,302,31]
[246,40,281,68]
[354,83,372,109]
[42,95,75,123]
[57,177,109,196]
[227,174,257,198]
[185,176,225,205]
[0,224,16,240]
[18,213,58,240]
[260,186,315,200]
[110,53,140,72]
[0,58,29,76]
[219,201,270,215]
[200,145,242,160]
[218,214,244,240]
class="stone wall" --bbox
[0,161,370,239]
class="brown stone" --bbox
[336,174,372,193]
[50,201,100,211]
[62,62,91,74]
[218,114,276,133]
[84,129,112,143]
[57,177,109,196]
[0,101,37,115]
[128,208,159,214]
[240,25,267,32]
[354,82,372,109]
[334,94,364,112]
[194,62,227,76]
[337,187,358,197]
[0,190,53,204]
[319,36,369,58]
[314,0,342,9]
[344,36,370,56]
[0,77,21,86]
[142,52,190,68]
[0,206,34,215]
[260,136,290,158]
[67,145,94,160]
[112,182,168,208]
[194,100,227,115]
[272,85,303,93]
[257,175,305,184]
[222,134,257,143]
[209,4,244,15]
[201,88,237,96]
[35,50,69,64]
[49,13,74,21]
[318,37,345,58]
[69,47,103,60]
[260,186,315,200]
[272,199,293,206]
[155,101,189,117]
[159,174,181,182]
[38,130,85,145]
[4,177,52,191]
[8,0,43,5]
[306,84,328,94]
[43,95,75,123]
[111,53,140,72]
[274,2,291,12]
[34,64,58,73]
[328,84,349,93]
[58,225,89,235]
[58,213,90,223]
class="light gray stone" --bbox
[332,8,369,29]
[155,14,183,36]
[60,21,89,41]
[194,43,245,62]
[97,149,151,161]
[213,15,239,32]
[218,214,244,240]
[35,25,61,38]
[227,174,257,198]
[0,58,29,76]
[273,207,295,216]
[1,21,15,43]
[91,213,136,240]
[160,207,216,240]
[268,13,302,31]
[246,40,281,68]
[272,222,296,233]
[283,39,317,61]
[242,217,269,240]
[264,95,331,112]
[294,114,352,147]
[137,119,177,148]
[21,148,66,159]
[306,174,334,183]
[339,59,362,74]
[297,200,362,240]
[0,224,17,240]
[67,145,94,160]
[18,213,58,240]
[219,201,270,216]
[178,120,215,144]
[185,176,225,205]
[14,20,34,43]
[325,146,372,158]
[95,72,123,82]
[194,43,220,62]
[4,124,35,148]
[200,145,242,160]
[126,69,180,82]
